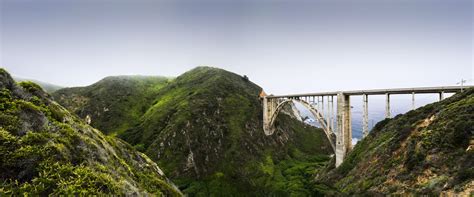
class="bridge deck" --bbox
[267,85,473,98]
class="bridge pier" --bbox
[362,94,369,138]
[330,96,334,133]
[336,93,352,167]
[385,93,391,118]
[316,96,320,114]
[439,91,444,101]
[263,97,278,135]
[321,96,325,118]
[412,92,415,110]
[327,96,332,132]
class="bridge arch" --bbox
[265,99,336,151]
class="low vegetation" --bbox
[115,67,334,195]
[53,75,170,135]
[0,68,181,195]
[317,88,474,195]
[19,65,472,195]
[13,77,63,93]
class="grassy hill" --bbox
[0,68,181,195]
[13,77,63,93]
[8,65,472,195]
[117,67,334,195]
[317,88,474,195]
[50,66,334,195]
[53,75,170,135]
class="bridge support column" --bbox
[385,93,391,118]
[321,96,325,117]
[317,96,321,113]
[439,91,444,101]
[336,93,351,167]
[263,97,277,135]
[330,96,334,132]
[362,94,369,138]
[327,96,331,132]
[263,97,269,133]
[412,92,415,110]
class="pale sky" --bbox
[1,0,472,94]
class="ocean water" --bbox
[293,93,452,145]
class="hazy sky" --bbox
[1,0,472,94]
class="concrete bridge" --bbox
[262,85,472,167]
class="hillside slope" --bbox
[13,77,63,93]
[318,88,474,195]
[53,75,170,135]
[118,67,334,195]
[0,69,181,195]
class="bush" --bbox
[18,81,44,93]
[1,162,121,195]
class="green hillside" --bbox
[13,77,64,93]
[118,67,334,195]
[50,66,336,195]
[317,88,474,195]
[0,69,181,196]
[53,75,170,135]
[17,66,473,195]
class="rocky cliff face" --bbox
[317,88,474,195]
[0,69,181,196]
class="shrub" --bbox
[18,81,44,93]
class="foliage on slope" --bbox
[118,66,334,195]
[318,88,474,195]
[13,77,63,93]
[0,68,181,196]
[53,75,170,135]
